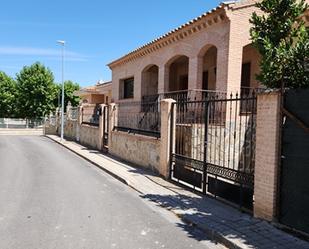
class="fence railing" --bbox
[68,107,79,121]
[81,105,100,127]
[0,118,44,129]
[115,101,161,138]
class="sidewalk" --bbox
[46,135,309,249]
[0,128,43,135]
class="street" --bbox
[0,136,223,249]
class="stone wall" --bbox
[63,120,78,141]
[45,116,78,141]
[79,124,101,150]
[109,131,160,172]
[176,116,256,173]
[44,116,59,135]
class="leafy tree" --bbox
[16,62,57,119]
[0,72,16,118]
[250,0,309,88]
[54,80,80,112]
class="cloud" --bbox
[0,46,89,61]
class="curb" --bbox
[45,135,242,249]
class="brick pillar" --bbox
[76,105,83,142]
[215,44,229,93]
[254,91,281,221]
[98,104,107,150]
[159,99,176,178]
[188,56,203,90]
[134,73,142,101]
[158,65,169,94]
[108,103,118,152]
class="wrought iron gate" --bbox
[280,89,309,235]
[170,93,257,210]
[102,105,109,152]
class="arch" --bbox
[165,55,189,92]
[197,44,217,59]
[141,64,159,98]
[198,45,218,91]
[241,43,261,93]
[142,63,159,73]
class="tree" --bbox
[0,72,16,118]
[16,62,57,119]
[250,0,309,89]
[54,80,80,112]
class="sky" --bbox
[0,0,222,87]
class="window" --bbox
[241,62,251,89]
[203,71,209,90]
[240,62,252,113]
[123,77,134,99]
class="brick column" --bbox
[188,56,203,90]
[159,99,176,178]
[108,103,118,152]
[254,91,281,221]
[158,65,168,94]
[134,73,142,101]
[98,104,107,150]
[76,105,83,142]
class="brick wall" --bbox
[254,91,281,221]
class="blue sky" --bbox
[1,0,222,86]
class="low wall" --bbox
[45,124,58,135]
[79,124,101,150]
[44,118,58,135]
[64,120,78,140]
[45,118,78,141]
[109,131,161,172]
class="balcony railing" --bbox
[142,89,227,104]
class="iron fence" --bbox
[0,118,44,129]
[170,93,257,210]
[115,100,161,138]
[69,107,79,120]
[81,105,100,126]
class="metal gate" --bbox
[102,105,109,152]
[170,93,257,210]
[280,89,309,235]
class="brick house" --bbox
[108,0,265,103]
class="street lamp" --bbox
[57,40,66,141]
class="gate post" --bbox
[98,104,107,151]
[76,105,83,142]
[254,91,281,221]
[159,99,176,179]
[108,103,117,153]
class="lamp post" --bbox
[57,40,66,141]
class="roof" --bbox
[107,1,244,69]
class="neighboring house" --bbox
[75,81,112,104]
[108,0,265,103]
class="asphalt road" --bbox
[0,136,224,249]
